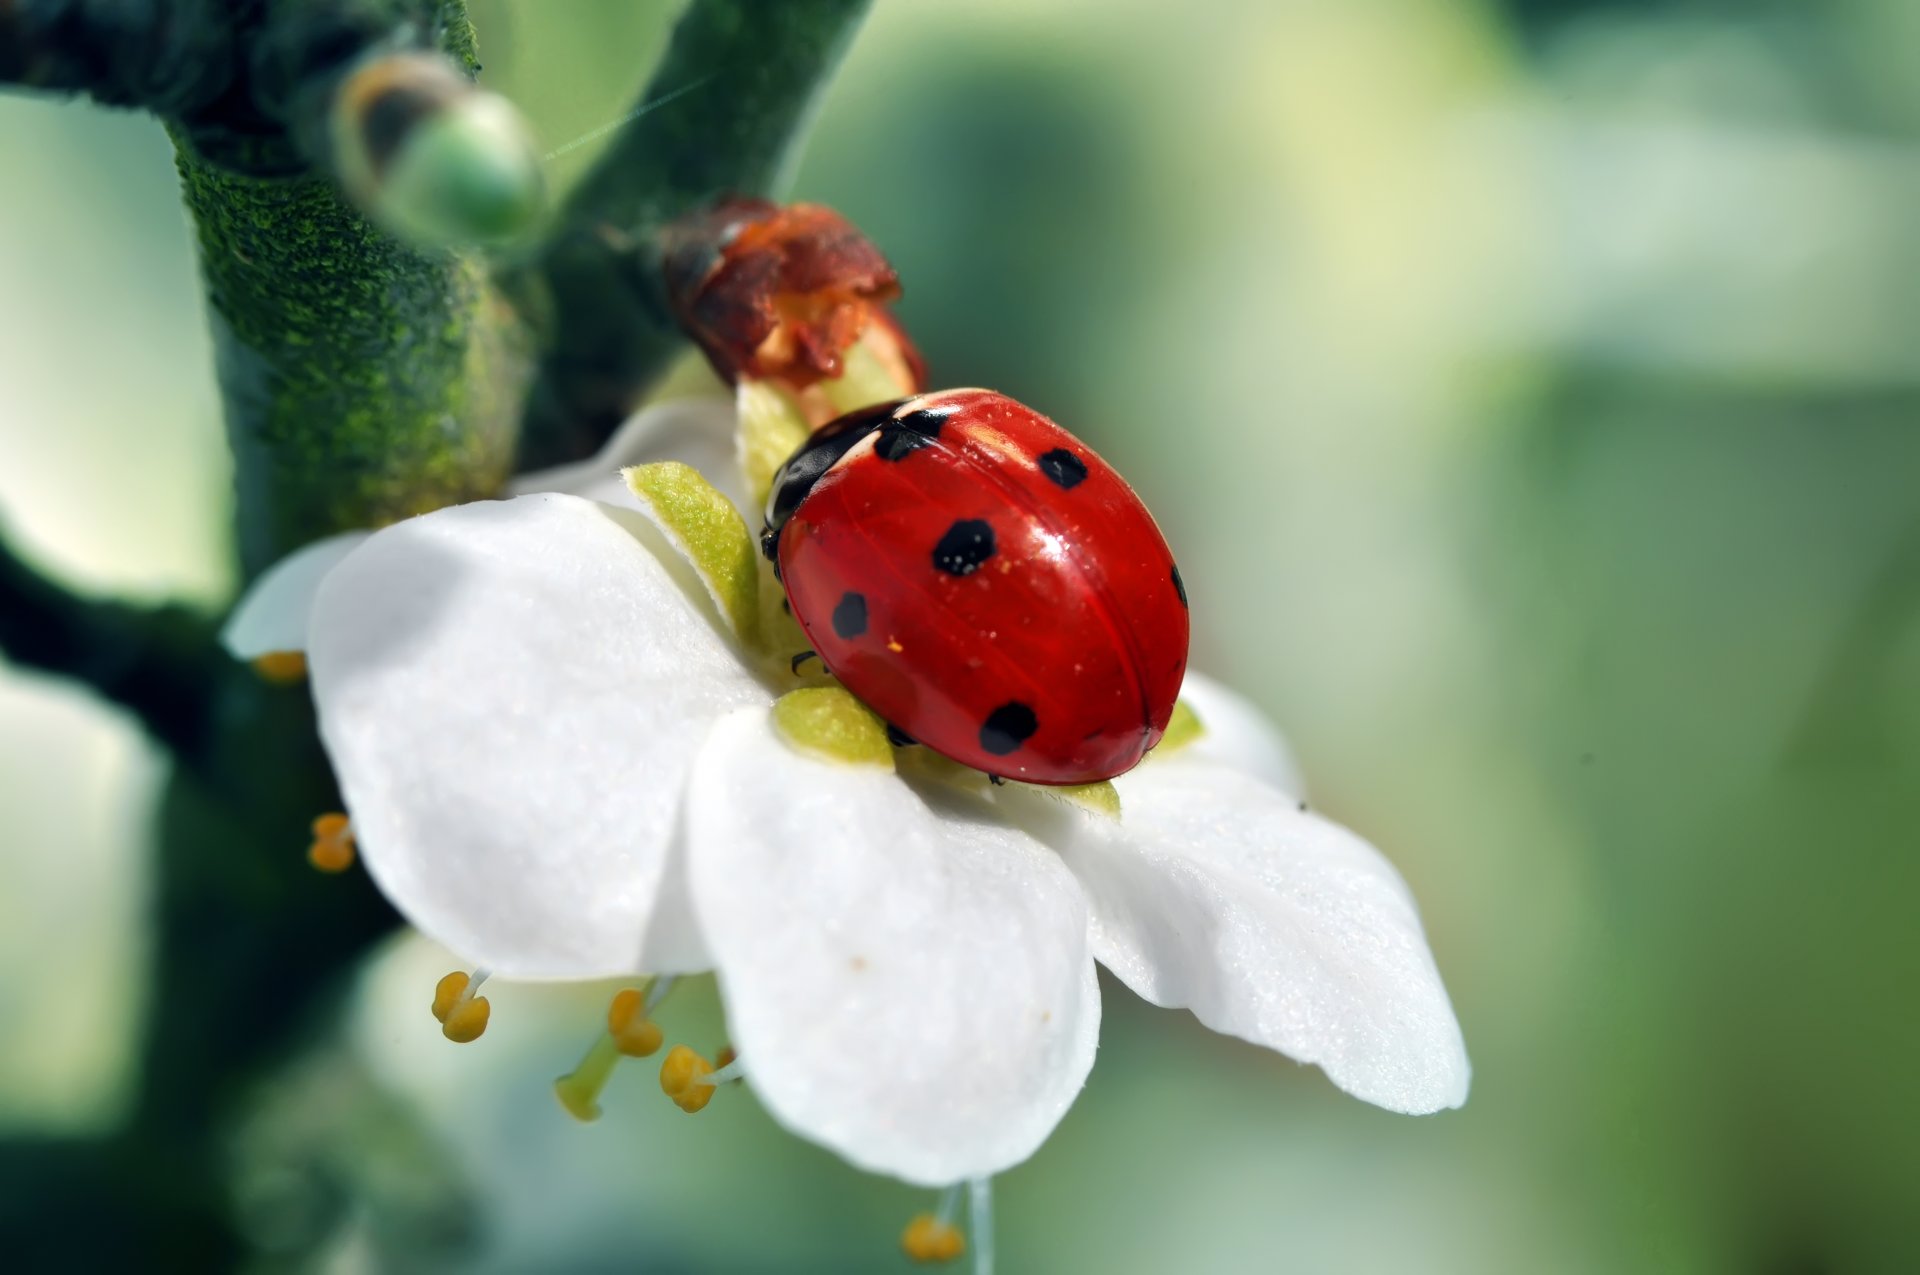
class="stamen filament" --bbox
[969,1178,994,1275]
[694,1056,744,1086]
[554,1032,622,1123]
[935,1183,962,1228]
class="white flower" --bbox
[225,396,1469,1188]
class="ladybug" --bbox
[762,389,1190,785]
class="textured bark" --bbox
[175,148,526,573]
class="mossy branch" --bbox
[516,0,873,469]
[165,2,530,575]
[0,521,219,755]
[176,145,528,576]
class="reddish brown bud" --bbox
[662,198,927,394]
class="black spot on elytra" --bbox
[1037,448,1088,489]
[979,701,1038,756]
[875,407,947,461]
[1170,563,1187,607]
[832,591,868,639]
[933,519,996,576]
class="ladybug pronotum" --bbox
[763,389,1190,785]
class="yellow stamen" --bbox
[607,986,665,1058]
[900,1215,966,1264]
[659,1044,716,1113]
[553,985,668,1122]
[306,812,357,873]
[251,650,308,684]
[429,969,490,1043]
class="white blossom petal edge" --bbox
[1171,670,1306,799]
[1035,759,1469,1114]
[222,531,369,659]
[688,707,1099,1184]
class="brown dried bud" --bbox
[662,198,927,395]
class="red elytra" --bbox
[762,389,1190,785]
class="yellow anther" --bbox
[901,1215,966,1264]
[306,812,356,873]
[251,650,308,684]
[429,969,490,1043]
[431,971,470,1021]
[607,987,665,1058]
[659,1044,716,1113]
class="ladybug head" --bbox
[761,399,911,535]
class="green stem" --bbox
[517,0,873,469]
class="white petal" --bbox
[307,493,765,978]
[1047,759,1468,1114]
[220,531,369,658]
[1174,670,1305,799]
[686,707,1100,1185]
[510,397,748,513]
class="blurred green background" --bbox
[4,0,1919,1270]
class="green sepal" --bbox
[624,461,761,642]
[1016,779,1121,819]
[772,687,893,769]
[1153,698,1207,757]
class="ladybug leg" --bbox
[987,774,1006,787]
[790,650,821,675]
[885,723,917,748]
